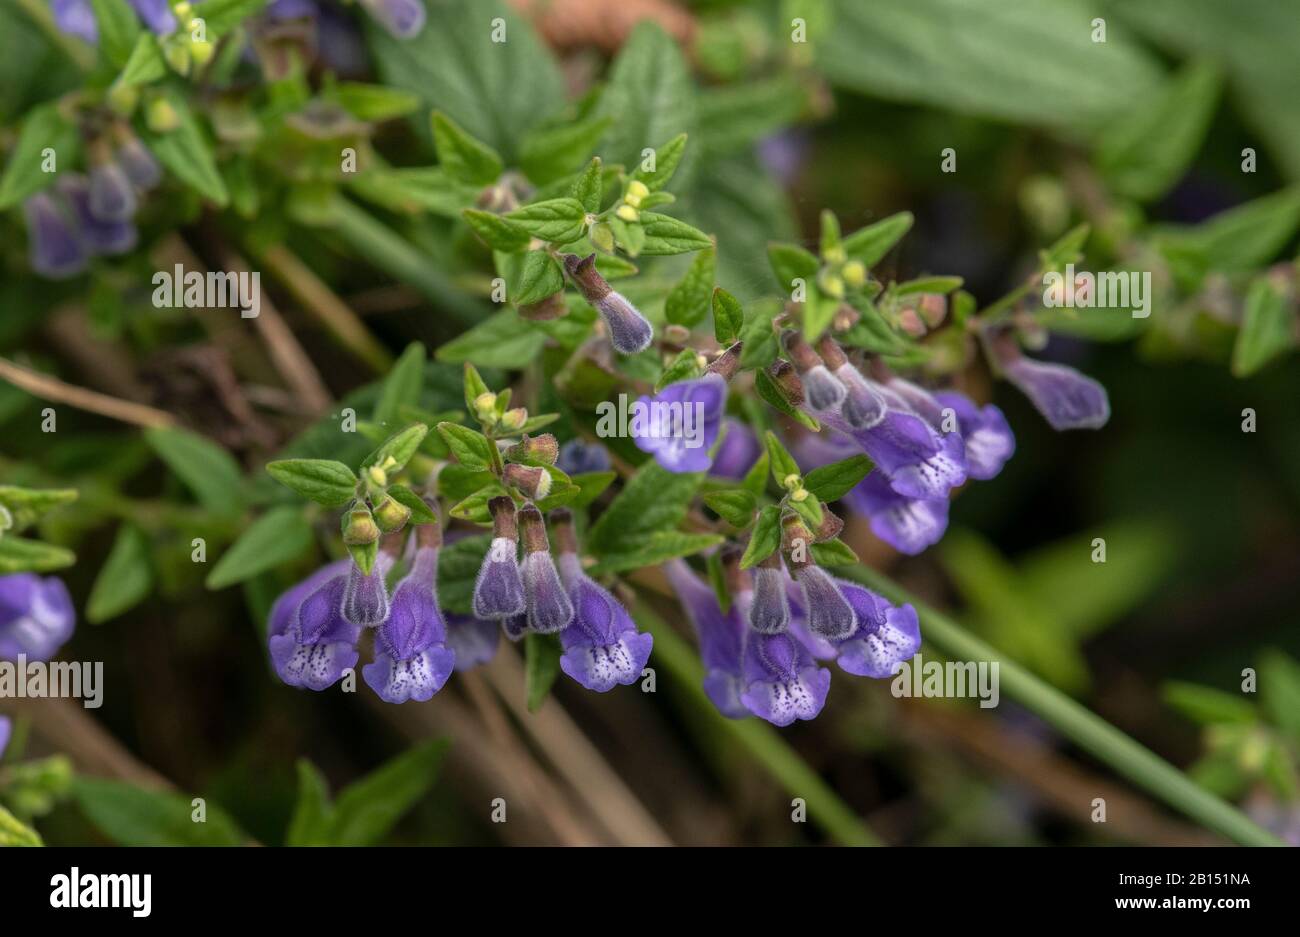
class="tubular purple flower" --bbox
[340,539,397,627]
[58,175,137,256]
[631,372,727,474]
[23,192,88,279]
[115,136,162,190]
[749,553,790,634]
[783,330,846,412]
[501,613,529,642]
[518,504,574,633]
[783,515,856,640]
[556,438,611,475]
[992,334,1110,431]
[51,0,98,42]
[444,612,500,672]
[359,0,426,38]
[848,471,949,555]
[0,715,9,759]
[831,580,921,677]
[88,162,137,222]
[739,630,831,727]
[268,559,360,691]
[815,335,885,428]
[0,573,76,662]
[472,497,526,620]
[831,406,966,501]
[126,0,176,35]
[664,557,747,718]
[363,525,455,703]
[931,391,1015,480]
[709,418,761,479]
[564,254,653,354]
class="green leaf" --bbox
[596,21,697,174]
[0,486,78,532]
[462,362,491,413]
[767,242,820,294]
[436,309,547,369]
[802,286,837,343]
[739,300,781,370]
[430,110,504,186]
[386,484,437,524]
[1259,650,1300,740]
[266,459,358,506]
[638,212,712,255]
[820,0,1163,130]
[525,633,563,712]
[590,530,724,575]
[72,778,245,845]
[195,0,267,33]
[139,90,228,204]
[330,82,421,121]
[506,197,587,244]
[327,739,449,846]
[894,275,963,296]
[436,422,494,471]
[519,116,612,186]
[86,525,152,623]
[117,33,166,87]
[764,431,800,485]
[0,805,42,846]
[741,450,770,496]
[364,423,430,473]
[572,157,604,214]
[811,538,859,568]
[369,0,564,161]
[285,759,333,846]
[206,506,313,589]
[350,166,480,217]
[145,427,244,514]
[839,304,909,355]
[631,132,688,193]
[842,211,914,268]
[697,78,807,158]
[1232,275,1293,378]
[90,0,141,69]
[804,456,874,502]
[664,246,716,329]
[711,287,743,346]
[507,250,565,305]
[569,471,616,509]
[1162,682,1257,726]
[1096,59,1222,202]
[655,348,702,392]
[0,104,80,209]
[0,537,75,574]
[740,504,781,569]
[463,208,531,252]
[587,462,703,554]
[373,341,425,425]
[702,489,757,528]
[1155,188,1300,273]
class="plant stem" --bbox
[632,598,882,846]
[330,200,487,326]
[839,567,1285,847]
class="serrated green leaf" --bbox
[90,0,141,69]
[811,537,859,568]
[587,462,702,554]
[631,132,688,192]
[431,110,504,186]
[86,525,152,623]
[386,484,437,524]
[0,537,75,574]
[508,250,564,305]
[764,431,800,485]
[568,471,616,509]
[664,245,715,328]
[754,368,819,430]
[638,212,711,255]
[741,450,770,496]
[572,157,604,213]
[206,506,313,589]
[463,209,532,252]
[740,504,781,569]
[436,309,547,369]
[702,488,757,528]
[711,287,743,345]
[363,423,429,474]
[655,348,702,392]
[506,197,587,244]
[139,91,228,205]
[520,116,612,186]
[436,423,494,472]
[596,21,696,176]
[842,212,914,268]
[145,426,244,514]
[590,530,724,575]
[804,456,874,502]
[266,459,358,506]
[767,242,820,295]
[117,32,165,87]
[0,104,80,209]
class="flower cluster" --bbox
[665,545,919,727]
[0,573,77,663]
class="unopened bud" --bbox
[589,222,615,254]
[814,506,844,542]
[626,180,649,202]
[366,465,388,487]
[615,204,640,223]
[705,341,743,381]
[342,505,380,545]
[473,392,498,423]
[505,434,559,465]
[164,42,192,76]
[145,97,180,133]
[782,473,802,491]
[898,307,926,337]
[789,486,809,503]
[504,463,552,500]
[500,407,528,431]
[766,359,805,407]
[918,293,947,328]
[842,260,867,288]
[663,323,691,346]
[372,495,412,533]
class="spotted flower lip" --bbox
[0,573,76,663]
[362,541,455,703]
[739,630,831,727]
[268,559,361,691]
[631,373,727,474]
[931,391,1015,480]
[835,407,967,501]
[663,559,747,718]
[852,471,949,555]
[556,555,653,692]
[831,580,921,678]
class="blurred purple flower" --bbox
[556,438,611,476]
[632,373,726,474]
[709,418,760,480]
[23,192,88,279]
[0,573,76,663]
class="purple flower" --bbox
[556,438,611,476]
[59,175,137,256]
[709,418,760,480]
[564,253,654,354]
[788,564,856,641]
[931,392,1015,480]
[23,192,88,279]
[631,373,726,474]
[473,498,525,620]
[0,573,75,663]
[363,544,455,702]
[126,0,176,35]
[88,163,137,223]
[835,366,887,429]
[832,580,920,678]
[518,505,573,633]
[358,0,426,39]
[748,560,790,634]
[445,612,500,672]
[846,471,949,555]
[341,554,392,626]
[0,715,10,759]
[51,0,98,42]
[115,137,162,191]
[268,559,361,691]
[1002,356,1110,431]
[502,613,529,642]
[556,555,652,692]
[841,408,966,501]
[664,559,747,718]
[739,631,831,727]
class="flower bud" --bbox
[373,495,412,533]
[504,463,552,500]
[500,407,528,431]
[615,204,639,223]
[342,505,380,545]
[782,515,855,639]
[518,504,574,633]
[563,253,654,355]
[472,391,498,424]
[88,162,137,223]
[473,497,526,620]
[505,433,559,466]
[918,293,947,329]
[626,180,649,204]
[107,82,139,116]
[146,97,180,133]
[750,553,790,634]
[842,260,867,288]
[766,359,805,408]
[782,330,846,412]
[705,341,743,381]
[589,222,616,254]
